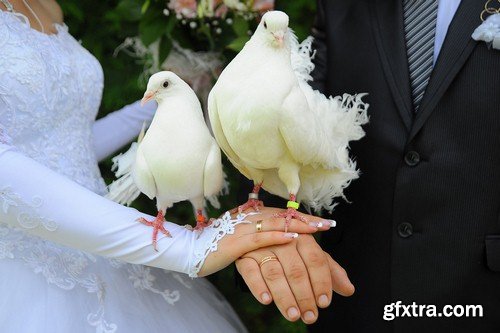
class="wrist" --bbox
[189,211,252,277]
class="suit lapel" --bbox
[370,0,414,131]
[408,0,484,141]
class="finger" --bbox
[297,238,333,309]
[232,232,298,259]
[260,218,321,234]
[267,214,336,231]
[275,247,319,324]
[236,257,273,305]
[327,255,355,297]
[236,207,335,231]
[259,258,301,322]
[296,211,335,229]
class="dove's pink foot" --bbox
[194,210,209,231]
[273,194,308,233]
[137,210,172,252]
[238,198,264,213]
[238,183,264,213]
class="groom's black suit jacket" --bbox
[239,0,500,332]
[308,0,500,332]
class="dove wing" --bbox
[133,144,157,200]
[203,141,224,198]
[208,92,252,179]
[202,140,227,209]
[278,84,326,167]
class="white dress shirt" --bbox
[434,0,462,64]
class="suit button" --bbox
[404,151,420,166]
[397,223,413,238]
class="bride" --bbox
[0,0,327,332]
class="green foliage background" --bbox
[59,1,316,332]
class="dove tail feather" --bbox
[106,142,142,206]
[296,91,368,213]
[290,32,369,169]
[290,32,369,213]
[300,159,359,214]
[205,169,229,210]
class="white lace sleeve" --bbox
[0,148,249,277]
[93,100,157,162]
[189,212,253,277]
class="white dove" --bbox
[107,71,225,250]
[208,11,368,228]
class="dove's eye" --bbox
[162,81,169,88]
[263,21,267,29]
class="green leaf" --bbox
[232,16,249,36]
[141,0,150,14]
[59,2,84,22]
[115,0,142,21]
[165,15,177,37]
[139,20,166,45]
[139,7,168,46]
[158,35,173,64]
[227,36,249,52]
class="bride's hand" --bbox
[197,207,333,277]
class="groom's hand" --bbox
[236,234,354,324]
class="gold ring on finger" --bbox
[259,255,278,268]
[255,220,263,232]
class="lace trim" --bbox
[0,186,58,231]
[128,265,181,305]
[189,211,254,278]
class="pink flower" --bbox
[168,0,198,19]
[213,0,228,18]
[252,0,274,13]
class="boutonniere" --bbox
[472,0,500,50]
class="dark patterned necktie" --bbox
[403,0,439,112]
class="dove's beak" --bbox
[273,31,285,46]
[141,90,156,106]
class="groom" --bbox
[238,0,500,331]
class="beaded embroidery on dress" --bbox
[0,10,245,333]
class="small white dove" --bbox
[208,11,369,229]
[107,71,225,250]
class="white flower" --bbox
[493,37,500,50]
[223,0,247,11]
[472,13,500,50]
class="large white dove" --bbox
[208,11,369,228]
[107,71,225,250]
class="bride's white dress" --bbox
[0,10,246,333]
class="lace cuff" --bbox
[188,212,254,278]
